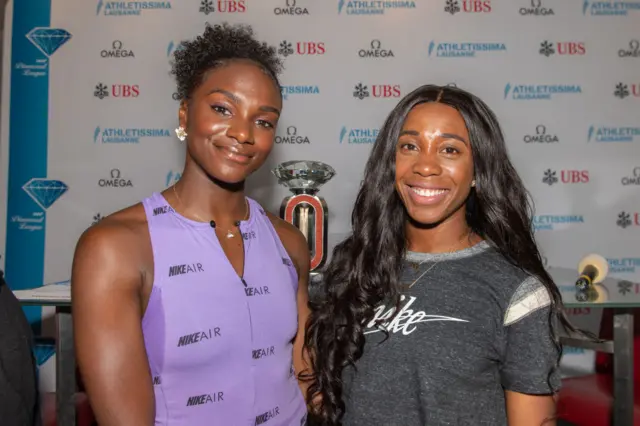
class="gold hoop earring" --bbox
[175,126,187,142]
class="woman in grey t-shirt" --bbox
[302,84,575,426]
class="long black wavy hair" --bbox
[302,84,578,425]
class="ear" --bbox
[178,100,188,130]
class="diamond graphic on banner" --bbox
[22,178,69,210]
[34,343,56,367]
[26,27,72,57]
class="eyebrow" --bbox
[206,88,281,116]
[399,129,468,144]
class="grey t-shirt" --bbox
[341,240,560,426]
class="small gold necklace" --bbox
[407,232,473,288]
[172,184,249,239]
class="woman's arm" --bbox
[500,277,560,426]
[505,391,557,426]
[71,223,154,426]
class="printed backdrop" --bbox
[0,0,639,391]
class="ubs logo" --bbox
[523,125,559,143]
[542,169,589,186]
[539,41,586,56]
[277,40,325,57]
[94,82,139,99]
[199,0,246,14]
[617,211,640,228]
[92,213,103,225]
[353,82,401,99]
[445,0,492,14]
[614,82,639,99]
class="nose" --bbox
[412,149,442,177]
[225,116,254,145]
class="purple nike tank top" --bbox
[141,192,308,425]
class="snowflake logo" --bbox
[617,211,632,228]
[353,83,369,100]
[618,280,633,295]
[445,0,460,14]
[92,213,103,225]
[94,83,109,99]
[539,41,555,57]
[614,82,629,99]
[542,169,558,186]
[278,41,294,57]
[199,0,214,14]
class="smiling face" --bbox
[395,102,475,226]
[179,59,282,185]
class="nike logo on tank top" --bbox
[141,192,307,425]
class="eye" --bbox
[442,146,459,155]
[256,119,275,129]
[399,142,418,151]
[211,105,231,116]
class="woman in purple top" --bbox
[71,23,311,425]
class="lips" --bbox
[216,145,253,165]
[406,184,450,206]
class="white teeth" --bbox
[410,187,447,197]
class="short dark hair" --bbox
[170,22,284,100]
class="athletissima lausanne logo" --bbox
[504,83,582,100]
[96,0,172,16]
[428,41,506,57]
[338,0,416,14]
[583,0,640,16]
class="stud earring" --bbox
[471,180,476,187]
[175,126,187,141]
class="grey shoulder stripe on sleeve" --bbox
[503,276,551,326]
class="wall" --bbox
[1,0,639,391]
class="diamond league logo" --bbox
[22,178,69,211]
[26,27,72,57]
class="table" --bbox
[13,284,75,426]
[550,266,638,426]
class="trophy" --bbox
[272,160,336,273]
